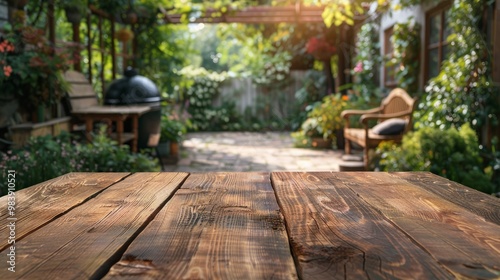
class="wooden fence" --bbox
[214,71,307,122]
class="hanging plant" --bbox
[306,37,336,61]
[115,28,134,42]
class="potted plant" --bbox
[0,23,74,122]
[59,0,87,24]
[294,93,349,149]
[301,116,332,149]
[159,114,190,160]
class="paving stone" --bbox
[163,132,343,172]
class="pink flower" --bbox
[353,61,363,73]
[3,65,13,77]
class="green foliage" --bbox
[307,94,349,138]
[0,24,73,109]
[215,23,294,86]
[376,124,494,194]
[0,130,159,195]
[175,66,242,131]
[351,22,382,105]
[135,24,193,97]
[389,19,421,93]
[415,0,499,130]
[290,70,327,130]
[481,137,500,195]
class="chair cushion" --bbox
[372,118,406,135]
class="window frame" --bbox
[424,1,452,82]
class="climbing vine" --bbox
[390,18,421,93]
[414,0,498,130]
[351,22,382,105]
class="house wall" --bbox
[378,0,449,92]
[0,0,7,27]
[379,5,423,90]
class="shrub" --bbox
[0,130,159,196]
[292,93,348,148]
[376,123,493,194]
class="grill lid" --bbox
[105,67,160,105]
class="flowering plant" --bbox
[0,24,75,109]
[306,37,336,61]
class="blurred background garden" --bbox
[1,0,499,197]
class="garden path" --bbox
[164,132,344,172]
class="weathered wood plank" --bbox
[271,171,454,279]
[343,172,500,279]
[0,172,188,279]
[0,172,128,252]
[104,172,297,280]
[395,172,500,225]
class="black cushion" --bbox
[372,118,406,135]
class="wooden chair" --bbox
[62,70,100,131]
[341,88,417,169]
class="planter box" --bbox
[157,141,179,165]
[10,117,72,148]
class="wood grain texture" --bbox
[104,172,297,280]
[396,172,500,225]
[271,171,454,280]
[342,172,500,279]
[0,172,128,251]
[0,172,188,279]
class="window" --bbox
[425,2,452,81]
[384,26,397,88]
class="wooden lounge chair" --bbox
[341,88,417,169]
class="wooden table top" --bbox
[72,105,151,115]
[1,172,499,279]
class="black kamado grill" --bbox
[104,67,161,150]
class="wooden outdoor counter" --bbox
[1,172,499,279]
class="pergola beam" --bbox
[160,5,326,24]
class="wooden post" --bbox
[494,0,500,143]
[87,9,92,83]
[48,0,55,44]
[72,22,81,71]
[132,24,138,68]
[98,16,105,95]
[111,20,116,80]
[493,0,500,85]
[336,25,347,94]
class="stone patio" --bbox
[163,131,345,172]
